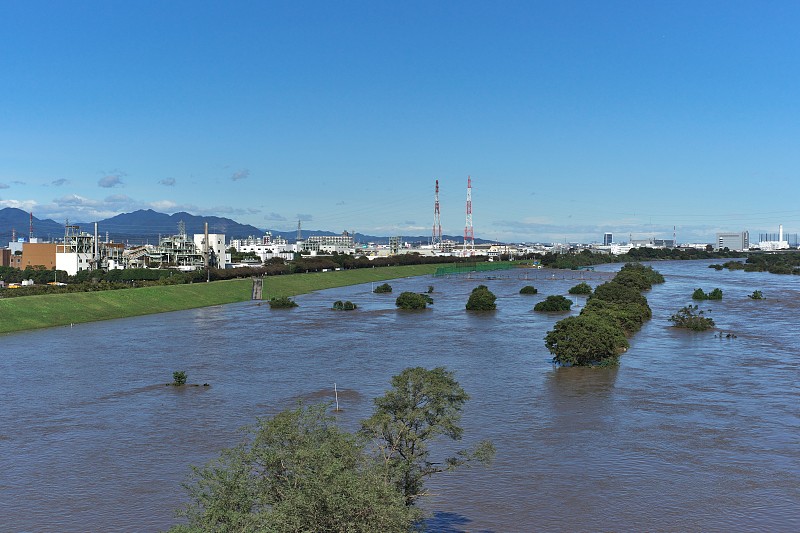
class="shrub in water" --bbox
[519,285,538,295]
[669,305,715,331]
[172,371,187,386]
[374,283,392,294]
[466,285,497,311]
[534,295,573,312]
[568,282,592,295]
[395,292,429,310]
[269,296,298,308]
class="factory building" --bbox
[716,231,749,251]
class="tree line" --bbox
[544,263,665,366]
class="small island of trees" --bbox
[519,285,538,295]
[332,300,357,310]
[749,290,764,299]
[534,295,573,312]
[373,283,393,294]
[395,292,431,310]
[692,288,723,300]
[466,285,497,311]
[567,282,592,295]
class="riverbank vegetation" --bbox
[0,263,452,334]
[710,253,800,275]
[544,263,663,366]
[170,367,493,532]
[532,247,744,270]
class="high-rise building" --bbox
[603,232,613,246]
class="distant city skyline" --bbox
[2,2,799,243]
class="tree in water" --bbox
[361,367,495,505]
[170,404,417,532]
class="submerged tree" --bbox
[361,367,495,505]
[466,285,497,311]
[669,305,715,331]
[567,282,592,295]
[374,283,393,294]
[171,404,418,532]
[395,292,429,310]
[534,295,573,312]
[544,314,628,366]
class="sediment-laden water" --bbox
[1,260,798,532]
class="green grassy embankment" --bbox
[0,264,445,335]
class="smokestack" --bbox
[204,222,209,268]
[779,224,783,242]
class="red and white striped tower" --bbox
[432,180,442,246]
[463,176,474,254]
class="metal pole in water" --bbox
[334,382,340,411]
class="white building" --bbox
[193,233,227,268]
[55,225,95,276]
[756,225,789,251]
[716,231,749,251]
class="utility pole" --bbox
[432,179,442,246]
[463,176,474,255]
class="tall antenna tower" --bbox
[432,179,442,246]
[463,176,474,254]
[673,225,677,247]
[296,220,302,241]
[29,212,33,240]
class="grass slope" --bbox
[0,264,444,334]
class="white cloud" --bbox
[0,199,37,211]
[149,200,178,211]
[98,173,125,188]
[231,169,250,181]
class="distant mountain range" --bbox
[0,207,495,246]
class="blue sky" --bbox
[2,1,799,243]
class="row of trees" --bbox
[170,367,494,532]
[712,254,800,275]
[544,263,664,366]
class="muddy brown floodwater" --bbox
[1,260,798,532]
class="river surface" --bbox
[1,260,798,532]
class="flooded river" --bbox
[1,260,798,532]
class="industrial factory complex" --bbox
[1,179,797,278]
